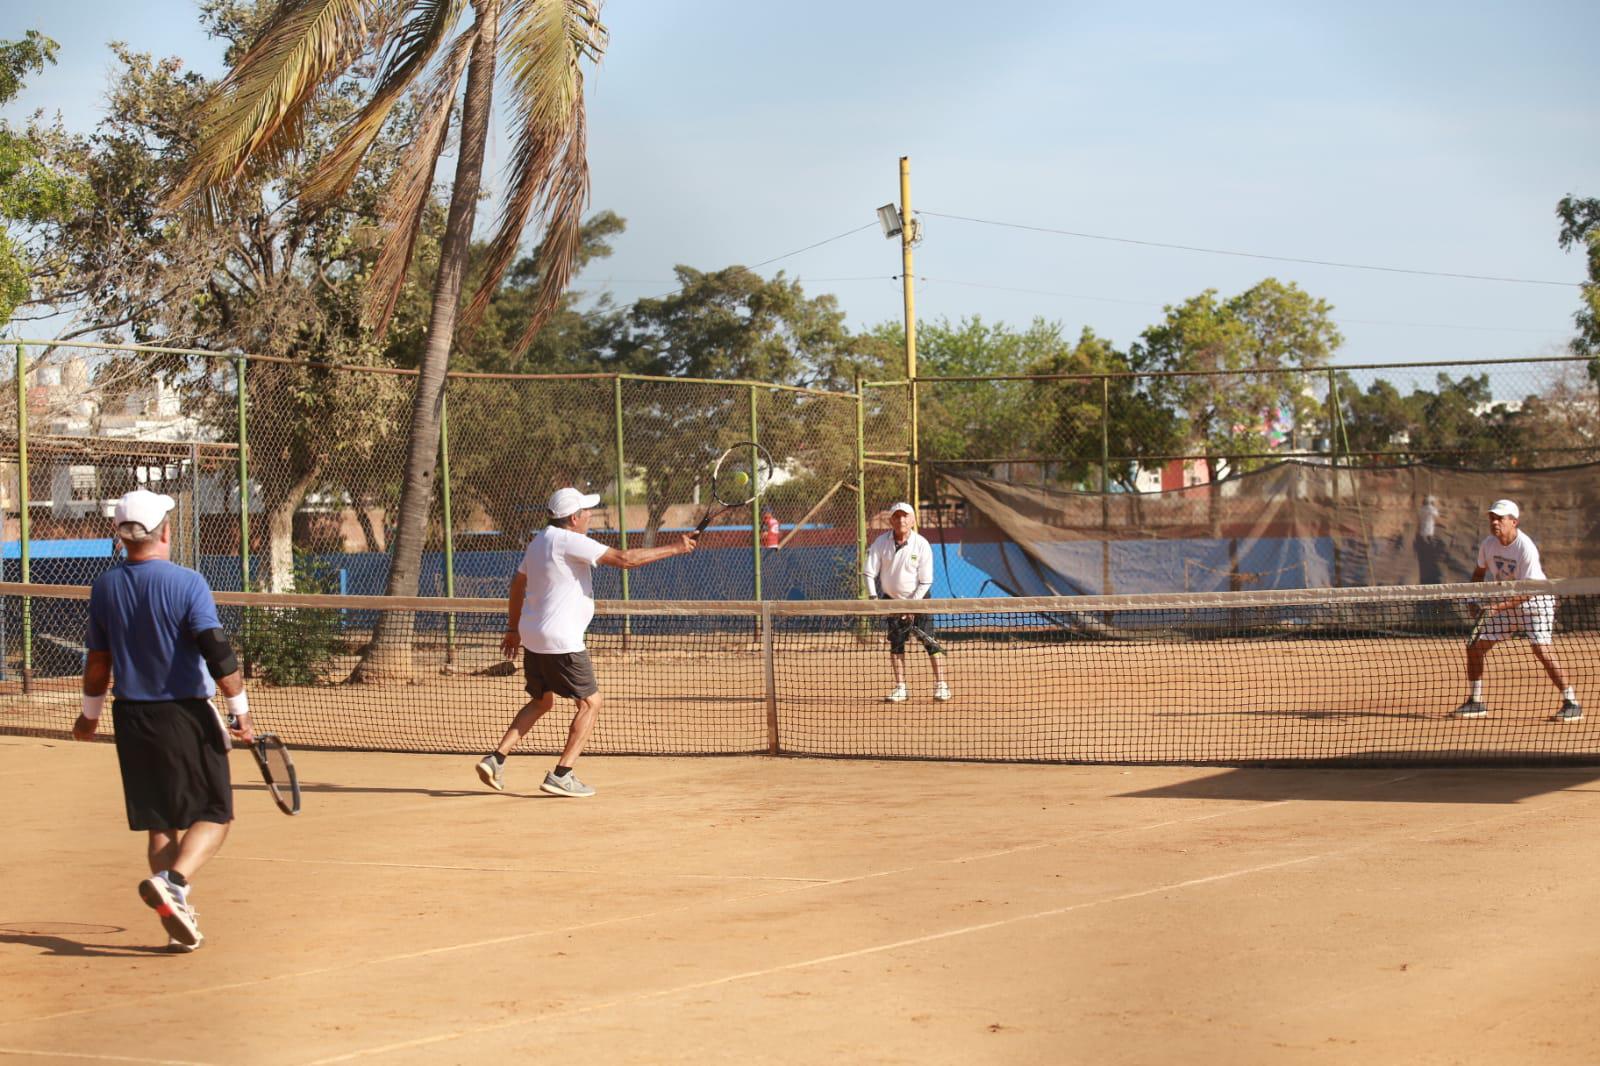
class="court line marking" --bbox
[2,794,1305,1032]
[0,1049,212,1065]
[8,776,1575,1041]
[223,855,831,882]
[304,800,1545,1065]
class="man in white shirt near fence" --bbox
[1452,498,1581,723]
[864,502,951,703]
[476,487,696,796]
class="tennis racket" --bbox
[226,712,302,816]
[692,441,775,536]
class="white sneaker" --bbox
[933,682,952,701]
[884,683,908,703]
[167,932,204,953]
[139,875,200,948]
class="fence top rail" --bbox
[8,578,1600,618]
[866,353,1594,387]
[13,340,861,398]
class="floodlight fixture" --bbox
[877,203,903,239]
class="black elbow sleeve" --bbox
[195,627,240,679]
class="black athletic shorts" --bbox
[886,612,943,656]
[111,698,233,831]
[523,649,599,700]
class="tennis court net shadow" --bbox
[1119,766,1600,805]
[232,781,494,799]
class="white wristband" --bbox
[81,693,106,720]
[225,691,250,718]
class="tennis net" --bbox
[4,579,1598,766]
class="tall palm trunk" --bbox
[351,0,500,682]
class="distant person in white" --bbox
[1451,499,1581,722]
[864,502,950,702]
[475,487,697,796]
[1415,494,1444,584]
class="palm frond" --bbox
[303,0,467,209]
[363,25,478,335]
[455,0,606,353]
[165,0,385,220]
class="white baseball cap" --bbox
[548,487,601,519]
[113,489,176,532]
[1488,499,1520,519]
[888,501,914,517]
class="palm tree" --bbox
[165,0,607,679]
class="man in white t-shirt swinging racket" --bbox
[1451,499,1582,723]
[476,487,696,796]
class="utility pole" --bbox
[899,156,919,507]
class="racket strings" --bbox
[712,454,774,506]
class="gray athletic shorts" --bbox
[112,698,233,831]
[523,649,599,699]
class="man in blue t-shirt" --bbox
[73,489,254,952]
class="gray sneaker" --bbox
[1451,700,1489,719]
[540,769,595,797]
[475,754,505,791]
[1552,699,1583,723]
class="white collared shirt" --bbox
[864,530,934,599]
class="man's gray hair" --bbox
[117,520,162,544]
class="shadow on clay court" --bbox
[1121,766,1600,805]
[0,924,168,958]
[1152,707,1438,721]
[233,782,553,800]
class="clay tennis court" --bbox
[3,735,1599,1064]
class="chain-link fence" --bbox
[907,357,1600,490]
[5,341,1594,609]
[2,342,879,609]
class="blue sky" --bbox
[11,0,1600,369]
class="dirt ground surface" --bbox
[4,737,1600,1065]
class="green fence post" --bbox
[613,376,629,606]
[235,354,251,592]
[750,383,762,602]
[1100,375,1112,595]
[855,379,868,599]
[440,388,456,666]
[1327,368,1342,587]
[16,342,31,692]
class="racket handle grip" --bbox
[691,516,710,536]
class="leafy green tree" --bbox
[40,12,423,593]
[1133,278,1341,480]
[608,266,861,542]
[169,0,608,681]
[1026,327,1181,490]
[1557,195,1600,364]
[1335,372,1538,467]
[0,32,86,324]
[435,213,628,541]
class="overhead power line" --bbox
[920,210,1582,288]
[910,275,1568,336]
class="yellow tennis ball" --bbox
[732,470,749,486]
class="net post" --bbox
[613,375,630,649]
[761,599,779,754]
[235,354,251,593]
[15,341,31,692]
[439,389,456,667]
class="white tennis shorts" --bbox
[1476,594,1556,645]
